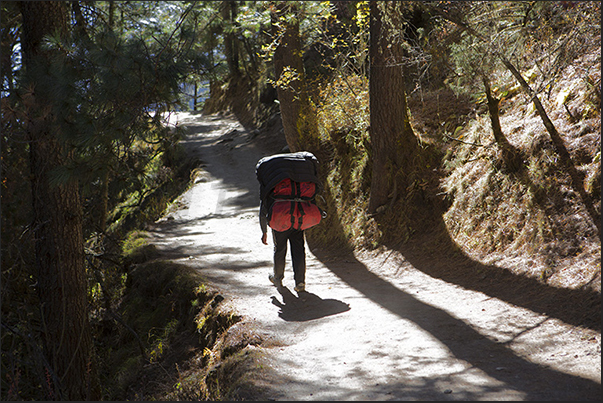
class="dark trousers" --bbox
[272,228,306,285]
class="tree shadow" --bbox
[307,149,600,332]
[271,287,350,322]
[390,227,601,332]
[310,247,600,401]
[305,154,600,399]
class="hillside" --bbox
[408,51,600,294]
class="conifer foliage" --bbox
[2,2,196,399]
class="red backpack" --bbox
[268,178,323,231]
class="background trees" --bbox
[271,1,306,151]
[1,1,599,399]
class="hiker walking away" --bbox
[256,151,324,294]
[260,214,306,292]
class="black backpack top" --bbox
[255,151,321,202]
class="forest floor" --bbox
[145,111,600,400]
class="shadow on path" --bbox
[311,248,600,401]
[307,156,599,333]
[271,288,350,322]
[390,228,601,332]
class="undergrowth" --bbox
[97,254,241,400]
[96,227,259,401]
[85,126,254,400]
[306,74,373,252]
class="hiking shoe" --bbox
[269,274,282,288]
[294,283,305,293]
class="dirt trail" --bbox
[149,112,600,401]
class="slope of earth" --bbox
[146,111,600,400]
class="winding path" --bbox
[148,112,600,400]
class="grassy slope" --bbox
[434,52,600,293]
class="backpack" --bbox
[256,151,326,232]
[267,178,324,232]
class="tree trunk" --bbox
[221,0,240,77]
[271,2,321,154]
[272,2,305,152]
[99,169,109,233]
[482,76,522,172]
[19,2,100,399]
[368,1,418,213]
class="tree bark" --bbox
[482,76,522,172]
[221,0,240,77]
[368,1,418,213]
[272,2,305,152]
[19,2,100,399]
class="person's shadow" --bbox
[271,287,350,322]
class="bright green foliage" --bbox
[318,74,369,148]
